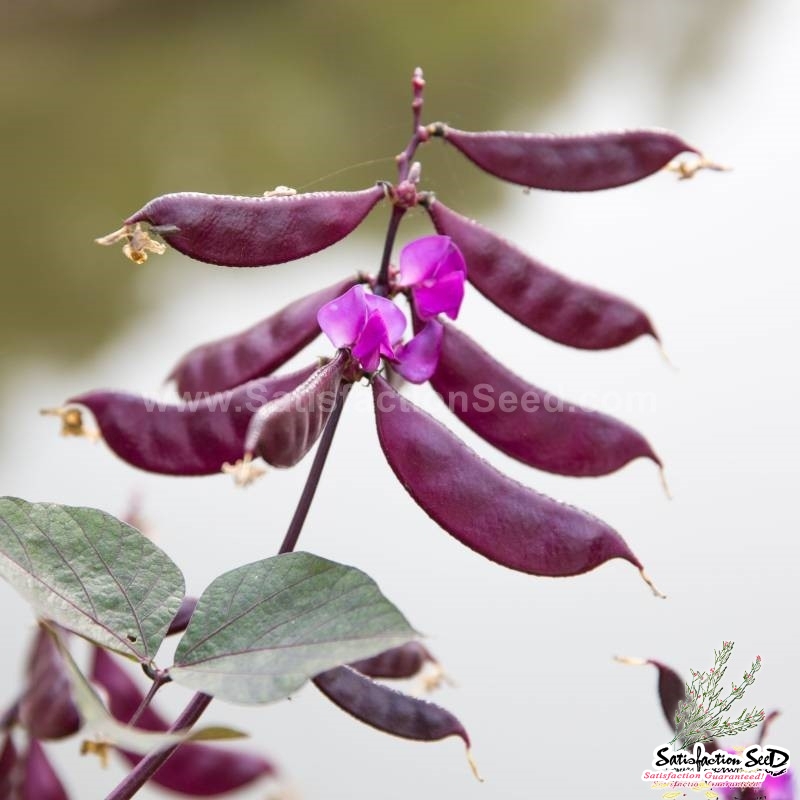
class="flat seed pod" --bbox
[125,185,386,267]
[349,642,435,680]
[244,354,347,468]
[69,366,315,476]
[19,625,82,740]
[314,666,468,745]
[429,322,660,476]
[427,200,656,349]
[434,125,697,191]
[169,276,359,395]
[373,376,652,584]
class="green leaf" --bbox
[171,552,416,704]
[0,497,184,662]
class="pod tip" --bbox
[466,749,485,783]
[659,467,673,500]
[613,655,648,666]
[40,406,99,441]
[222,454,267,488]
[640,568,667,599]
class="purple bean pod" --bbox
[91,648,275,796]
[373,376,658,589]
[166,596,198,636]
[18,625,82,741]
[244,352,348,468]
[426,199,657,349]
[124,185,386,267]
[429,322,660,476]
[431,125,698,191]
[23,740,69,800]
[0,735,16,795]
[169,276,360,395]
[313,666,469,745]
[67,365,315,476]
[349,642,436,680]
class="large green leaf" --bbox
[0,497,184,662]
[171,552,416,704]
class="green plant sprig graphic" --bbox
[671,641,765,749]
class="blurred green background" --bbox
[0,0,745,373]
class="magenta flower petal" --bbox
[394,320,443,383]
[352,311,393,372]
[318,284,369,349]
[364,293,407,345]
[413,270,466,321]
[397,235,454,286]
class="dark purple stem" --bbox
[127,673,169,729]
[374,205,406,296]
[278,381,350,554]
[104,692,212,800]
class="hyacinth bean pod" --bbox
[313,666,469,746]
[430,323,660,477]
[432,125,698,191]
[244,352,347,468]
[125,185,386,267]
[68,366,315,476]
[22,741,69,800]
[427,200,657,349]
[373,376,654,585]
[168,276,359,396]
[91,649,275,796]
[19,625,82,741]
[167,596,198,636]
[349,642,436,680]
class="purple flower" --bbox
[395,235,466,320]
[317,282,443,383]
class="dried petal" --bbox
[91,649,275,796]
[19,624,82,740]
[168,276,359,395]
[432,125,698,191]
[122,185,386,267]
[244,354,347,468]
[427,200,656,349]
[349,642,436,680]
[429,323,660,476]
[67,366,315,476]
[373,376,653,586]
[314,665,469,745]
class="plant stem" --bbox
[279,381,350,554]
[374,204,405,296]
[104,692,212,800]
[127,673,168,728]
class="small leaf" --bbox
[0,498,184,661]
[171,552,416,704]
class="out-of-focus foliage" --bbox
[0,0,747,374]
